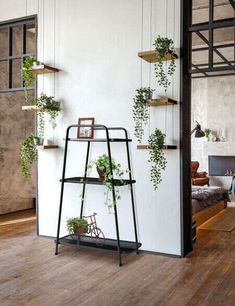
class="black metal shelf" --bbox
[67,138,132,143]
[58,235,142,252]
[61,177,136,186]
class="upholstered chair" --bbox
[191,161,209,186]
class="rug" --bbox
[199,208,235,232]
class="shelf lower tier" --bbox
[57,235,142,252]
[67,138,132,142]
[60,177,136,186]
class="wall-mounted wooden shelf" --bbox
[22,105,41,111]
[37,145,59,149]
[146,97,178,106]
[31,64,59,75]
[138,50,178,63]
[137,144,177,150]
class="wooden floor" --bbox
[0,212,235,306]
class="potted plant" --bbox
[33,93,61,138]
[20,56,36,104]
[133,87,154,143]
[66,217,88,236]
[148,128,167,190]
[153,36,176,92]
[20,134,38,178]
[204,128,211,141]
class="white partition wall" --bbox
[0,0,182,256]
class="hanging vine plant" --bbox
[148,128,167,190]
[20,134,38,178]
[153,36,176,92]
[133,87,154,143]
[20,56,36,104]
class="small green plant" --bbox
[33,93,60,137]
[66,217,88,236]
[20,134,38,178]
[148,128,167,190]
[133,87,154,143]
[204,128,211,138]
[21,56,36,104]
[87,154,127,211]
[153,36,176,92]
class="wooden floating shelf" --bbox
[31,64,59,75]
[22,105,41,111]
[138,50,178,63]
[137,144,177,150]
[146,97,178,106]
[37,145,59,149]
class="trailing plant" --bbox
[204,128,211,139]
[66,217,88,236]
[33,93,60,137]
[87,154,127,211]
[148,128,167,190]
[153,36,176,92]
[133,87,154,143]
[21,56,36,104]
[20,134,38,179]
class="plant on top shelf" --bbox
[86,154,127,211]
[204,128,211,140]
[33,93,61,138]
[66,217,88,236]
[148,128,167,190]
[20,134,38,179]
[133,87,154,143]
[21,56,36,104]
[153,36,176,92]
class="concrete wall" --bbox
[0,0,182,255]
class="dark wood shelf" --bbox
[146,97,178,106]
[37,145,59,149]
[138,50,178,63]
[31,64,59,75]
[58,235,142,252]
[60,177,136,186]
[67,138,132,143]
[137,144,177,150]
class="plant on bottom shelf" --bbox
[66,217,88,236]
[20,134,38,178]
[148,128,167,190]
[33,93,61,138]
[133,87,154,143]
[21,56,36,104]
[153,36,176,92]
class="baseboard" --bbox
[228,202,235,208]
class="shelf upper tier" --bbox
[137,144,177,150]
[67,138,132,142]
[138,50,178,63]
[146,97,178,106]
[61,177,136,186]
[31,64,59,75]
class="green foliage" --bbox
[20,134,38,179]
[153,36,176,92]
[148,129,167,190]
[21,56,36,104]
[33,93,61,137]
[133,87,154,143]
[204,128,211,138]
[66,217,88,235]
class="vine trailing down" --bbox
[148,129,167,190]
[20,56,36,104]
[153,36,176,92]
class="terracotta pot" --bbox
[96,166,107,181]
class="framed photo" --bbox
[77,117,95,139]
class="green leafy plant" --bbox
[204,128,211,138]
[66,217,88,236]
[20,56,36,104]
[87,154,127,211]
[148,129,167,190]
[33,93,60,137]
[20,134,38,178]
[133,87,154,143]
[153,36,176,92]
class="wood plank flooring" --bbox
[0,211,235,306]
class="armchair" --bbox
[191,161,209,186]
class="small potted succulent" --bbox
[204,128,211,141]
[66,217,88,237]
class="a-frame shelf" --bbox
[31,64,59,75]
[146,97,178,106]
[137,144,177,150]
[138,50,178,63]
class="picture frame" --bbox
[77,117,95,139]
